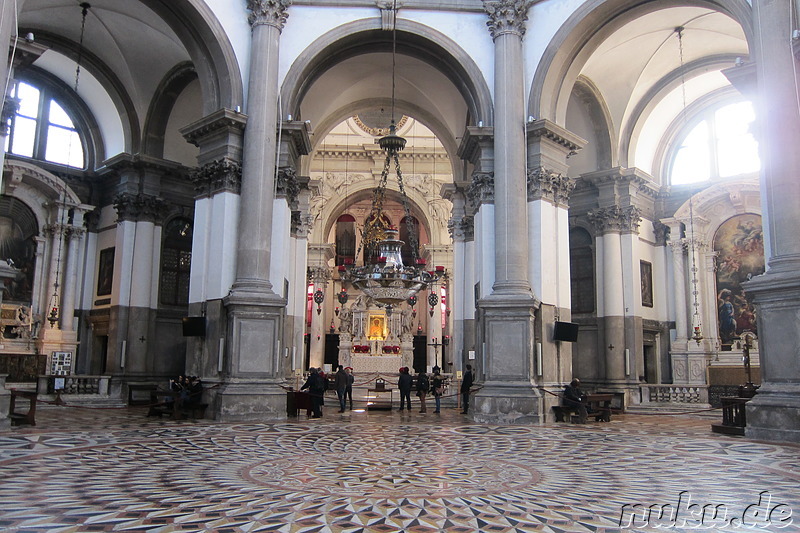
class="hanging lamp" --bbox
[339,0,443,308]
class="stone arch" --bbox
[281,18,493,131]
[143,62,199,159]
[529,0,753,125]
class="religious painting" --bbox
[367,314,386,340]
[0,202,38,304]
[713,214,764,350]
[640,260,653,308]
[96,247,115,296]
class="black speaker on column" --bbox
[553,321,579,342]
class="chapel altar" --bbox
[337,295,414,374]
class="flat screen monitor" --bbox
[182,316,206,337]
[553,321,579,342]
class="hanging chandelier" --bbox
[338,0,443,307]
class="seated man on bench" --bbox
[562,378,588,424]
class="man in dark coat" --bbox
[461,364,474,414]
[563,378,588,424]
[301,367,325,418]
[335,365,348,413]
[397,367,413,410]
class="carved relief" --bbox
[307,266,330,284]
[448,215,475,242]
[291,211,313,238]
[189,158,242,196]
[526,167,575,207]
[247,0,292,30]
[653,220,670,246]
[484,0,534,39]
[587,205,642,234]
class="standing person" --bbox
[461,364,474,414]
[335,365,348,413]
[430,366,444,413]
[345,367,354,409]
[416,370,429,413]
[301,367,325,418]
[397,367,413,411]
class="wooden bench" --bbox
[9,390,37,426]
[552,393,619,423]
[147,390,208,420]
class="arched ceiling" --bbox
[573,5,749,172]
[300,52,468,157]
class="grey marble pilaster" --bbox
[742,0,800,442]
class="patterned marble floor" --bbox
[1,405,798,532]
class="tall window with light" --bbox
[160,218,193,306]
[4,80,85,169]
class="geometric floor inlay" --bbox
[1,406,799,532]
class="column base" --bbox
[473,382,543,424]
[745,383,800,443]
[213,379,288,422]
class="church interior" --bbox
[0,0,799,529]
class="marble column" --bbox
[217,0,292,422]
[742,0,800,442]
[473,0,539,424]
[588,205,641,386]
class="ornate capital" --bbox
[484,0,534,40]
[448,215,475,242]
[307,266,330,285]
[66,226,86,240]
[276,167,300,209]
[43,223,69,238]
[189,158,242,197]
[653,220,670,246]
[113,193,169,224]
[526,167,575,207]
[587,205,642,234]
[1,96,20,136]
[291,211,313,238]
[247,0,291,31]
[466,171,494,209]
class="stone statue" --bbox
[338,305,353,334]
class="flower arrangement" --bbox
[415,258,427,266]
[382,345,401,354]
[353,345,370,353]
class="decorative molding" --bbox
[526,166,575,207]
[113,193,170,224]
[483,0,534,40]
[189,158,242,197]
[466,171,494,209]
[180,109,246,149]
[276,167,300,209]
[247,0,292,30]
[587,205,642,234]
[353,114,408,137]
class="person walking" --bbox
[335,365,348,413]
[461,364,474,414]
[397,367,413,411]
[345,367,354,409]
[301,367,325,418]
[416,370,429,413]
[431,366,444,413]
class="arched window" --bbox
[399,216,420,266]
[569,227,595,314]
[4,80,86,169]
[335,214,356,266]
[670,101,760,185]
[160,218,192,306]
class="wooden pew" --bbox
[9,390,37,426]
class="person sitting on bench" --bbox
[563,378,588,424]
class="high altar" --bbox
[337,295,414,374]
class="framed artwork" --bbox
[97,247,115,296]
[367,314,386,340]
[640,260,653,308]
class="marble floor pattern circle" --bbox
[0,409,798,532]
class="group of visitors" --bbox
[168,375,203,406]
[301,363,476,418]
